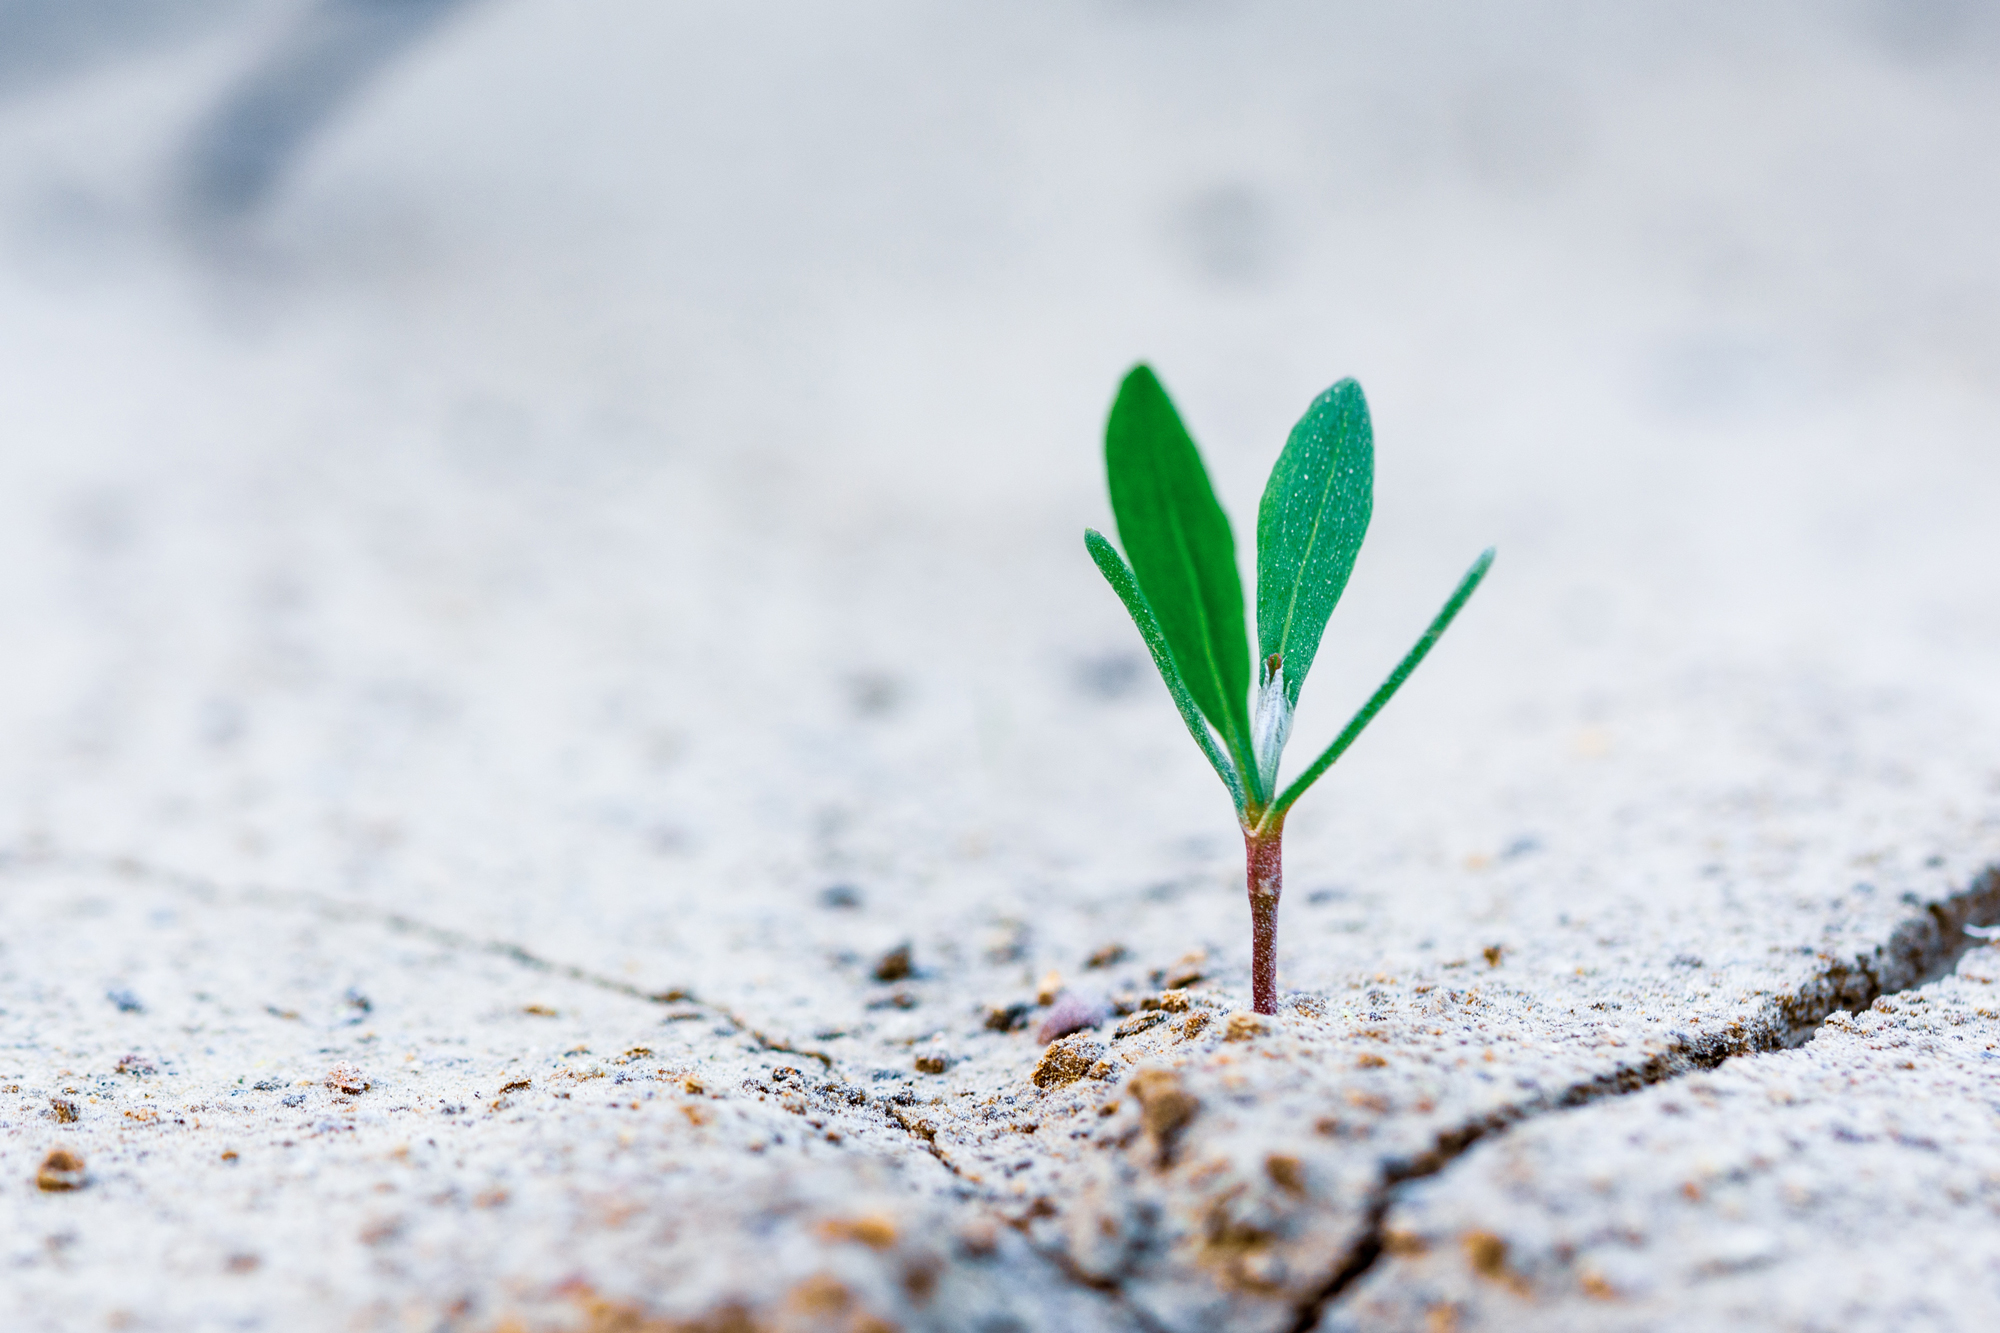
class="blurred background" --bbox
[0,1,1996,986]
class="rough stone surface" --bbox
[2,3,2000,1331]
[1332,943,2000,1332]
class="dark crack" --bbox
[16,849,840,1069]
[15,844,1999,1332]
[1288,862,2000,1332]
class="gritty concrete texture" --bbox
[1331,941,2000,1332]
[3,3,2000,1331]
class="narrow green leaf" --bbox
[1104,365,1255,784]
[1256,379,1373,707]
[1085,530,1247,813]
[1264,548,1494,826]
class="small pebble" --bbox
[36,1148,86,1192]
[872,942,913,982]
[324,1063,370,1095]
[1037,992,1107,1043]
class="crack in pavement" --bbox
[12,845,1998,1331]
[4,848,841,1070]
[1287,862,2000,1332]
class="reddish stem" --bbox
[1245,827,1283,1015]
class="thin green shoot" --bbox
[1086,364,1492,1014]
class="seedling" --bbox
[1087,366,1492,1015]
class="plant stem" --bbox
[1244,825,1283,1015]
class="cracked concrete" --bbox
[4,3,2000,1331]
[1329,942,2000,1332]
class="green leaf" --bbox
[1263,547,1494,827]
[1104,365,1255,784]
[1256,379,1373,708]
[1085,530,1246,813]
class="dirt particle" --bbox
[1114,1011,1168,1039]
[956,1218,1000,1257]
[1032,1036,1105,1088]
[522,1005,558,1017]
[913,1053,952,1075]
[1181,1011,1212,1040]
[1356,1052,1388,1069]
[359,1216,404,1246]
[1036,970,1064,1005]
[1581,1268,1618,1299]
[872,942,914,982]
[499,1079,532,1094]
[1145,988,1193,1012]
[1483,945,1504,967]
[1464,1230,1507,1275]
[901,1254,941,1301]
[220,1150,239,1163]
[819,1213,898,1249]
[819,883,864,910]
[1463,1229,1531,1293]
[1264,1153,1306,1195]
[1085,943,1129,969]
[49,1098,79,1123]
[983,1002,1031,1032]
[324,1063,369,1095]
[36,1148,86,1191]
[681,1075,705,1096]
[115,1053,156,1076]
[1128,1067,1200,1162]
[1162,953,1207,989]
[1224,1013,1267,1041]
[1383,1229,1429,1255]
[787,1273,853,1315]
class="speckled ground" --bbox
[3,3,2000,1331]
[1331,943,2000,1332]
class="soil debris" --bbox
[1128,1066,1200,1158]
[982,1002,1031,1032]
[1161,952,1207,989]
[1223,1012,1267,1041]
[37,1148,86,1191]
[1033,1036,1106,1088]
[1085,943,1129,969]
[871,943,914,983]
[324,1063,370,1094]
[819,1213,899,1249]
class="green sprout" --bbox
[1086,366,1493,1015]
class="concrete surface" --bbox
[2,3,1999,1330]
[1331,941,2000,1332]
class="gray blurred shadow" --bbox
[177,0,482,222]
[0,0,250,98]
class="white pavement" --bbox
[2,4,1999,1331]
